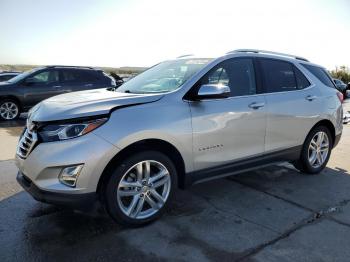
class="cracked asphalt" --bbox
[0,100,350,262]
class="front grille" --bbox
[16,128,38,159]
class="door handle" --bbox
[305,95,317,101]
[249,102,265,109]
[53,85,62,88]
[84,84,93,87]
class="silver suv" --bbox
[16,50,343,226]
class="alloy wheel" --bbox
[308,131,329,168]
[0,102,19,120]
[117,160,171,219]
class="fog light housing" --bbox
[58,165,84,187]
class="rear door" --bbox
[190,58,267,171]
[259,58,321,152]
[60,69,103,92]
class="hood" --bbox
[29,88,164,122]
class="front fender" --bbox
[93,99,194,172]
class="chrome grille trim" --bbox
[16,128,38,159]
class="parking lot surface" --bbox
[0,101,349,261]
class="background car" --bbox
[0,66,116,120]
[0,72,21,82]
[333,78,347,96]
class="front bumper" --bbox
[17,171,96,208]
[15,131,120,196]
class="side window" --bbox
[30,70,59,84]
[61,70,95,83]
[208,68,229,86]
[301,64,335,88]
[202,58,256,97]
[76,71,92,82]
[62,70,78,82]
[294,67,311,89]
[260,59,297,93]
[0,75,14,81]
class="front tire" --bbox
[104,151,177,226]
[293,126,332,175]
[0,99,20,121]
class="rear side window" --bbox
[260,59,297,93]
[62,70,99,83]
[62,70,77,82]
[301,64,335,88]
[294,67,311,89]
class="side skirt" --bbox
[184,146,302,187]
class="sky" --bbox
[0,0,349,69]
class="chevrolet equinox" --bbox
[16,50,343,226]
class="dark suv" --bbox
[0,66,116,120]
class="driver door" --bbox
[189,58,267,171]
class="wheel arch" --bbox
[308,119,336,147]
[0,95,23,111]
[97,138,187,198]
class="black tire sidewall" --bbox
[104,150,178,226]
[300,126,333,174]
[0,99,20,121]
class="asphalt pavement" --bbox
[0,102,350,262]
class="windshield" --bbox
[6,68,43,83]
[117,58,213,94]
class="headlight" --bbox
[38,118,107,142]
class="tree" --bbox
[330,66,350,84]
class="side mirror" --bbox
[196,84,230,99]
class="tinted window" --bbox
[78,71,100,82]
[294,67,311,89]
[0,75,16,82]
[260,59,297,92]
[202,58,256,97]
[62,70,77,82]
[62,70,97,83]
[30,70,59,84]
[301,64,335,88]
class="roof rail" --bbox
[176,54,194,59]
[227,49,309,62]
[46,65,95,69]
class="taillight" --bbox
[337,92,344,103]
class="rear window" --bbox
[301,64,335,88]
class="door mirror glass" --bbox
[197,84,230,99]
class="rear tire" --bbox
[103,151,177,226]
[293,126,332,175]
[0,99,20,121]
